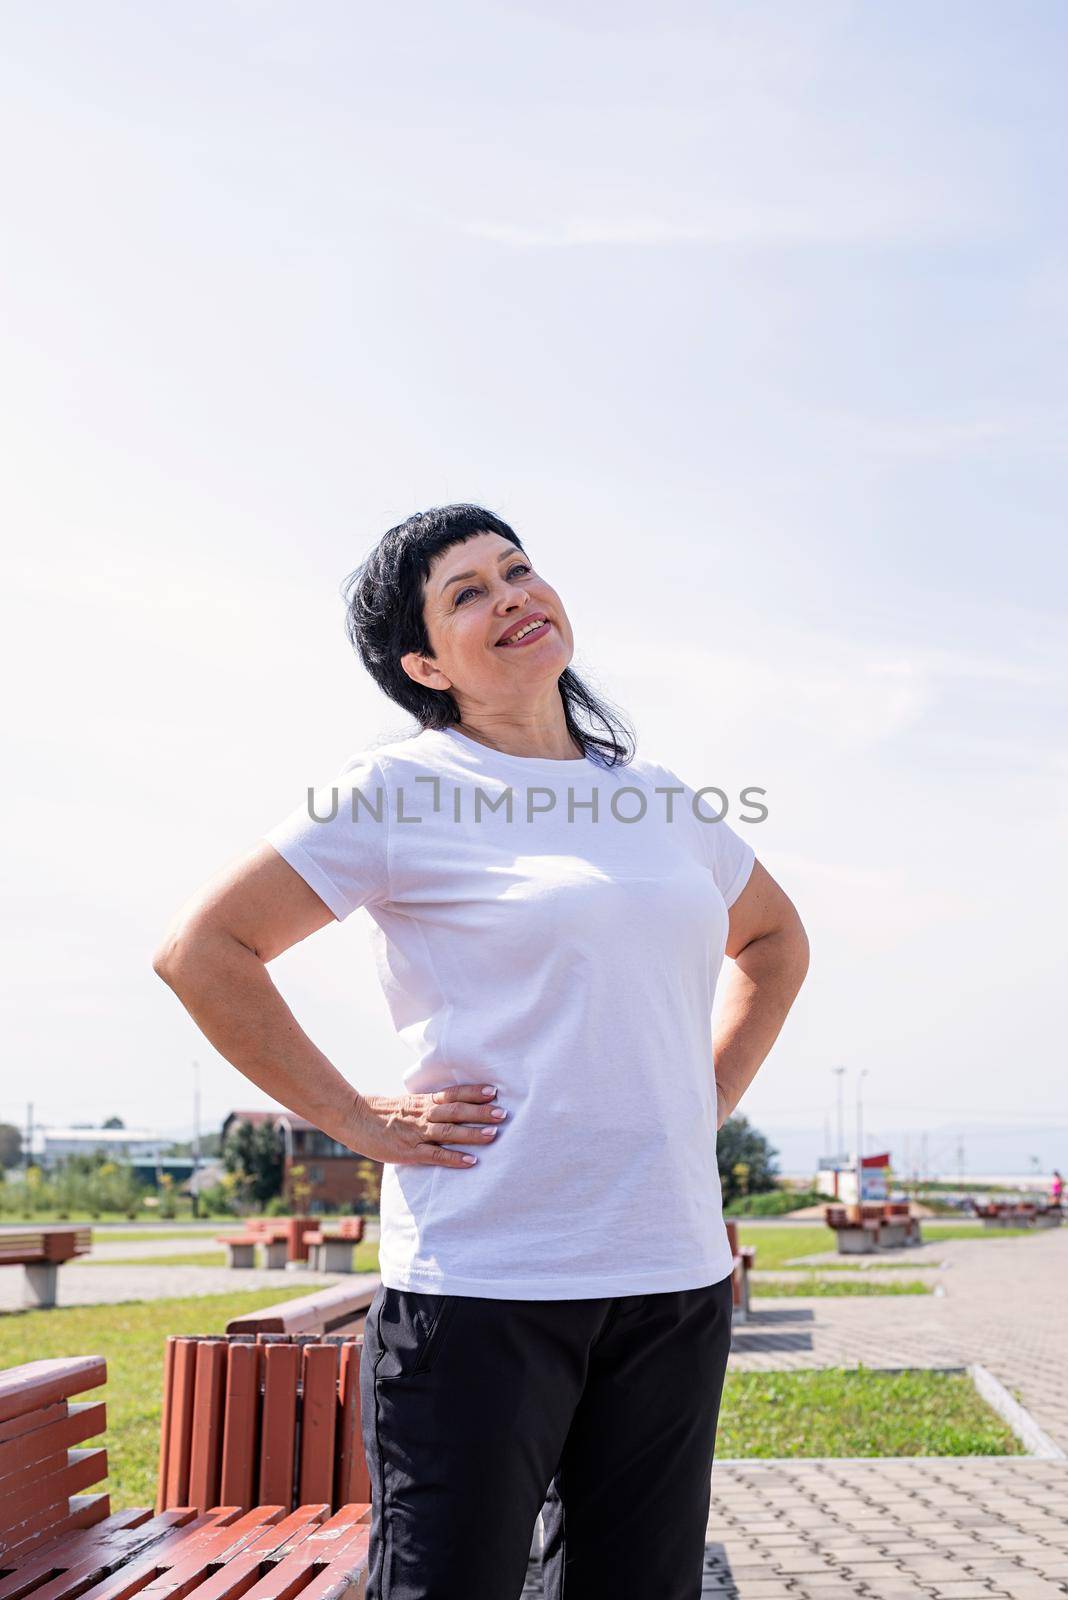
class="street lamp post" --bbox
[831,1066,846,1200]
[855,1068,869,1207]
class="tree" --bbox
[717,1115,779,1202]
[223,1118,284,1207]
[0,1123,22,1169]
[102,1116,126,1129]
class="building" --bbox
[28,1126,175,1168]
[221,1110,379,1213]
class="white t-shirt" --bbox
[263,723,756,1300]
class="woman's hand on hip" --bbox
[350,1083,507,1167]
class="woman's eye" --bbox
[453,564,531,607]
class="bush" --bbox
[197,1183,239,1217]
[724,1187,826,1218]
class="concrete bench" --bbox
[215,1233,260,1269]
[304,1231,357,1274]
[0,1225,92,1309]
[0,1354,371,1590]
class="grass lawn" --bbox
[0,1289,319,1508]
[736,1222,1035,1268]
[716,1367,1023,1457]
[78,1252,232,1268]
[91,1229,222,1244]
[751,1276,932,1297]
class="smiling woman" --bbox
[341,503,634,764]
[152,501,809,1600]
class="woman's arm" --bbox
[151,842,503,1167]
[712,858,810,1127]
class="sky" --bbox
[2,1,1065,1177]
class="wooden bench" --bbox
[1,1354,372,1592]
[824,1202,923,1253]
[245,1217,315,1265]
[227,1280,380,1340]
[0,1226,92,1309]
[724,1221,755,1322]
[0,1354,109,1557]
[976,1200,1061,1229]
[155,1333,371,1516]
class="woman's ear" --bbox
[400,650,452,692]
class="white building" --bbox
[28,1126,173,1167]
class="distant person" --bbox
[1052,1169,1064,1210]
[153,504,810,1600]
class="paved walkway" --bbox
[522,1228,1068,1597]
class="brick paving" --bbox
[521,1228,1068,1596]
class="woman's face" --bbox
[403,531,574,708]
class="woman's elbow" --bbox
[789,912,811,988]
[152,917,210,988]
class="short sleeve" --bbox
[653,760,756,910]
[262,749,391,921]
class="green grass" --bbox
[716,1368,1023,1457]
[90,1229,221,1244]
[923,1223,1034,1242]
[0,1289,318,1508]
[78,1252,231,1268]
[736,1221,1038,1269]
[751,1276,932,1297]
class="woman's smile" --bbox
[495,614,553,648]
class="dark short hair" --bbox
[341,503,635,767]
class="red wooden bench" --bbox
[0,1354,109,1558]
[246,1218,313,1264]
[824,1202,923,1253]
[0,1354,373,1593]
[724,1221,755,1322]
[227,1280,379,1340]
[0,1226,92,1309]
[155,1333,371,1516]
[976,1200,1061,1229]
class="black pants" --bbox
[359,1273,734,1600]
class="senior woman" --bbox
[153,503,809,1600]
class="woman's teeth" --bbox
[499,619,548,645]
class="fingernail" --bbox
[481,1086,497,1096]
[462,1154,477,1164]
[490,1108,507,1120]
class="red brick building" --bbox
[221,1109,381,1214]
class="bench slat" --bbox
[0,1359,106,1427]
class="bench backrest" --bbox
[226,1279,379,1339]
[0,1356,110,1561]
[156,1334,370,1517]
[0,1227,92,1267]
